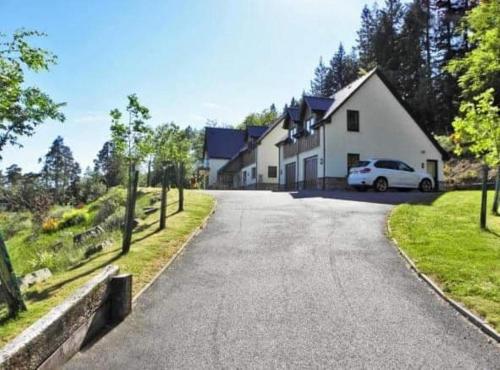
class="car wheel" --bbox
[419,178,433,192]
[374,177,388,192]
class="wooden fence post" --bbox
[480,165,488,229]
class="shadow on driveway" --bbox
[288,189,443,206]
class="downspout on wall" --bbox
[255,145,258,190]
[278,145,281,191]
[296,137,300,190]
[322,124,326,190]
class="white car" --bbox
[347,159,434,192]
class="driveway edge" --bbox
[386,209,500,343]
[132,196,218,305]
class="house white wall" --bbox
[208,158,229,187]
[240,163,256,187]
[324,74,444,180]
[256,121,286,184]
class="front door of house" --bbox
[304,155,318,189]
[426,160,438,190]
[285,162,296,191]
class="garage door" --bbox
[285,162,296,190]
[304,155,318,189]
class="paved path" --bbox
[67,190,499,369]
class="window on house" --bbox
[251,167,256,179]
[289,127,298,142]
[347,153,360,173]
[347,110,359,132]
[268,166,277,178]
[305,117,315,134]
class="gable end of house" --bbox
[320,68,449,160]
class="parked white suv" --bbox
[347,159,434,192]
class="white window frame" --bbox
[306,116,315,134]
[289,127,298,142]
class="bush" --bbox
[48,205,72,220]
[89,187,126,212]
[434,134,454,153]
[0,212,31,239]
[93,197,121,226]
[42,218,60,233]
[101,207,125,231]
[60,210,90,228]
[80,179,107,203]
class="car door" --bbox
[374,160,400,187]
[397,161,419,187]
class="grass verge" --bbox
[0,189,214,347]
[388,190,499,331]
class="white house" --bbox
[277,68,447,190]
[218,124,284,189]
[201,127,246,188]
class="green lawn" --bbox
[0,189,214,346]
[389,190,500,331]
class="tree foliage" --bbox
[41,136,81,204]
[94,141,125,188]
[327,43,359,94]
[0,30,65,157]
[448,0,500,168]
[237,105,278,129]
[452,89,499,167]
[446,0,500,102]
[110,94,153,166]
[310,57,331,97]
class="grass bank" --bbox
[388,190,499,331]
[0,189,214,346]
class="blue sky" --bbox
[1,0,369,172]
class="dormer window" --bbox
[289,126,298,142]
[305,117,316,134]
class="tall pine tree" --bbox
[310,57,331,97]
[94,141,125,189]
[41,136,81,203]
[357,4,379,71]
[433,0,479,133]
[397,0,436,132]
[327,44,359,94]
[373,0,405,77]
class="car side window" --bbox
[375,160,394,169]
[398,162,413,172]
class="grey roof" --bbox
[303,96,334,112]
[205,125,269,164]
[204,127,246,159]
[286,107,301,122]
[321,68,377,121]
[247,126,268,138]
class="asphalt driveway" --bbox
[67,190,499,369]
